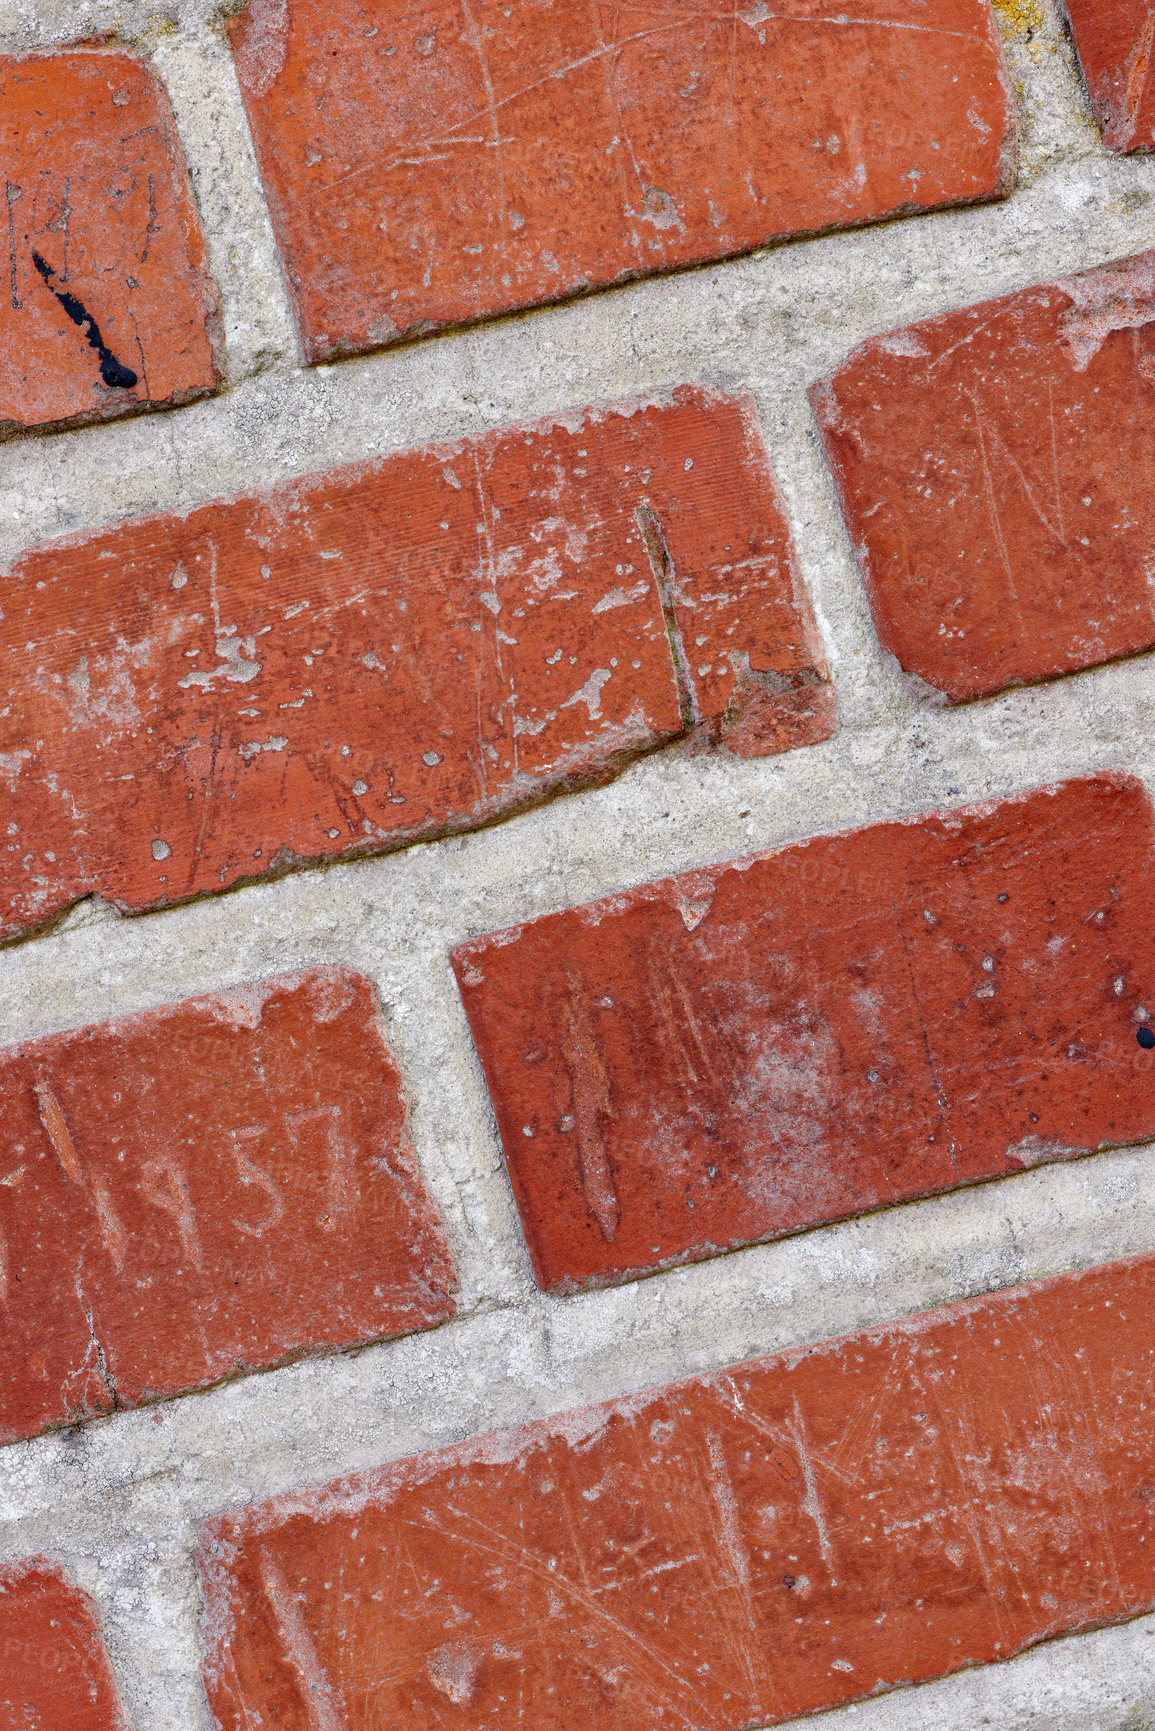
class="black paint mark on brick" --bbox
[1138,1026,1154,1050]
[31,250,137,389]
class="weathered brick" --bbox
[811,251,1155,702]
[453,773,1155,1293]
[200,1251,1155,1730]
[0,967,453,1443]
[229,0,1016,362]
[0,47,219,434]
[0,386,832,943]
[1062,0,1155,151]
[0,1559,126,1730]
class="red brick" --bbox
[228,0,1016,363]
[200,1250,1155,1729]
[452,773,1155,1293]
[0,47,219,435]
[0,386,832,944]
[811,251,1155,702]
[0,967,453,1443]
[1062,0,1155,151]
[0,1559,126,1730]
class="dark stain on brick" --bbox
[31,249,138,389]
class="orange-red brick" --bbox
[0,386,832,943]
[453,774,1155,1292]
[0,967,453,1443]
[0,1560,126,1730]
[811,251,1155,702]
[200,1251,1155,1730]
[229,0,1016,362]
[0,47,219,434]
[1063,0,1155,151]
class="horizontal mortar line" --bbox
[0,719,1154,1017]
[0,165,1152,556]
[0,1137,1153,1547]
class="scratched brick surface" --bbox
[0,46,219,435]
[811,250,1155,703]
[453,773,1155,1293]
[1063,0,1155,151]
[228,0,1016,363]
[0,966,453,1443]
[0,385,832,944]
[200,1250,1155,1730]
[0,1558,127,1730]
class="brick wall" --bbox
[2,0,1155,1727]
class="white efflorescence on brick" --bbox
[1,0,1155,1728]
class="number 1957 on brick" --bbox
[0,966,454,1445]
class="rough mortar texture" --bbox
[0,0,1154,1728]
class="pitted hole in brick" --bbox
[427,1640,482,1705]
[1137,1027,1154,1049]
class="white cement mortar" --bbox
[1,0,1155,1725]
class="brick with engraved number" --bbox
[0,385,832,944]
[0,46,219,434]
[0,1559,127,1730]
[452,772,1155,1292]
[228,0,1016,362]
[811,250,1155,702]
[0,967,453,1443]
[1062,0,1155,151]
[199,1251,1155,1730]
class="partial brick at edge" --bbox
[1062,0,1155,152]
[0,967,453,1444]
[811,250,1155,702]
[0,1559,127,1731]
[453,773,1155,1293]
[0,47,220,435]
[0,386,833,944]
[200,1251,1155,1731]
[229,0,1015,362]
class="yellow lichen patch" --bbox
[992,0,1046,39]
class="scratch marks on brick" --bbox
[637,502,698,728]
[453,773,1155,1293]
[259,1550,343,1731]
[230,0,1016,359]
[0,970,454,1444]
[458,0,507,283]
[35,1080,85,1186]
[0,387,829,942]
[812,249,1155,700]
[5,181,22,310]
[199,1253,1155,1731]
[560,969,619,1242]
[786,1394,837,1576]
[35,1080,129,1268]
